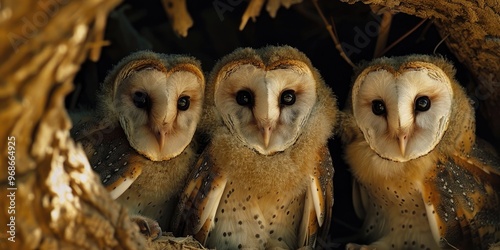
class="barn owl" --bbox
[71,50,205,238]
[341,55,500,249]
[171,46,337,249]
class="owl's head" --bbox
[206,46,333,155]
[101,51,205,161]
[350,55,473,162]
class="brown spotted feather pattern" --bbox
[343,55,500,250]
[172,46,337,249]
[70,51,205,234]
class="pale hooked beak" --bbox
[262,125,272,148]
[257,117,275,148]
[398,133,409,156]
[154,126,169,152]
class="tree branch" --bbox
[0,1,149,249]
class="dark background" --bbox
[66,1,498,248]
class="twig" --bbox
[379,18,428,56]
[441,237,460,250]
[312,0,357,69]
[373,11,393,58]
[433,33,450,55]
[416,19,434,43]
[88,9,110,62]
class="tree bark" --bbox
[340,0,500,141]
[0,0,149,249]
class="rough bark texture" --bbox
[339,0,500,140]
[0,0,147,249]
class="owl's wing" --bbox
[421,142,500,249]
[171,147,227,244]
[71,120,144,199]
[351,177,369,221]
[298,145,334,247]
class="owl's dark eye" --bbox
[415,96,431,112]
[178,96,190,111]
[236,90,253,106]
[280,90,296,106]
[371,100,386,116]
[132,91,150,110]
